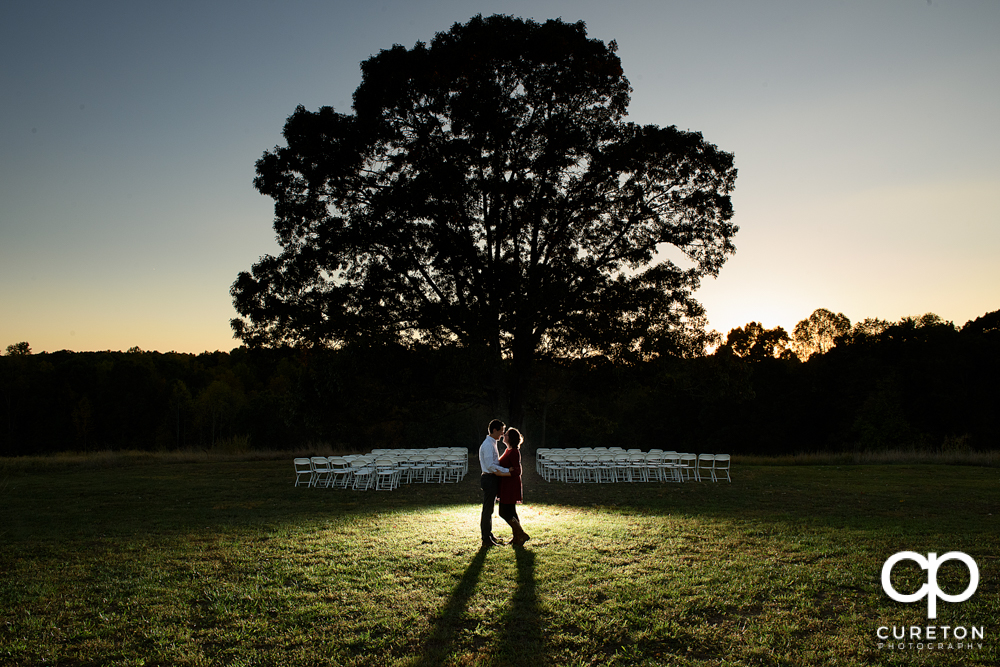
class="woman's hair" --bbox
[505,428,522,449]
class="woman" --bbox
[496,428,530,546]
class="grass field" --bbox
[1,454,997,666]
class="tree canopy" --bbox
[720,322,792,363]
[792,308,851,360]
[5,342,31,356]
[232,14,738,421]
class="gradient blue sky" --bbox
[2,0,997,353]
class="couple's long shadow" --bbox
[412,544,544,666]
[496,546,543,659]
[411,547,489,667]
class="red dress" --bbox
[497,447,522,504]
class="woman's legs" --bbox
[498,503,516,525]
[498,503,530,545]
[501,505,530,546]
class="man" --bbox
[478,419,509,548]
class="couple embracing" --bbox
[478,419,530,548]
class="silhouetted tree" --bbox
[5,342,31,356]
[232,15,738,423]
[1,342,32,452]
[721,322,793,362]
[792,308,851,360]
[838,317,892,347]
[962,309,1000,338]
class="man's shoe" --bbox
[481,540,494,549]
[490,534,506,545]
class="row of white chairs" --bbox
[293,448,469,491]
[535,448,731,483]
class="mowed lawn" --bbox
[1,455,998,666]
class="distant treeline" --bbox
[2,309,998,457]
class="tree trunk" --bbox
[505,342,534,429]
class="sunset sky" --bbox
[2,0,997,354]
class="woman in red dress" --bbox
[497,428,530,546]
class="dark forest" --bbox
[3,309,996,458]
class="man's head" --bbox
[488,419,505,439]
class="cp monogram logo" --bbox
[881,551,979,619]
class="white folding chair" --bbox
[713,454,731,482]
[544,455,567,482]
[613,454,632,482]
[628,454,648,482]
[644,453,665,482]
[424,456,447,483]
[597,454,616,483]
[444,455,465,483]
[580,455,601,483]
[351,465,374,490]
[534,451,548,480]
[396,460,415,484]
[661,453,683,482]
[677,454,697,481]
[310,457,333,488]
[293,458,313,487]
[328,457,354,489]
[375,459,400,490]
[409,459,429,483]
[696,454,715,482]
[563,455,584,483]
